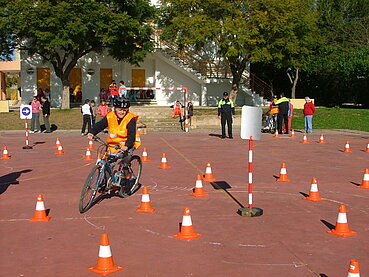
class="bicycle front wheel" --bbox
[119,155,142,197]
[79,165,105,213]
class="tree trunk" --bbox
[61,84,70,109]
[288,68,299,99]
[228,55,250,104]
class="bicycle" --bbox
[79,136,142,213]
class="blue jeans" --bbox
[304,115,313,133]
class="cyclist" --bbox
[87,96,141,179]
[265,95,279,132]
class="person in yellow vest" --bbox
[87,96,141,178]
[266,95,279,132]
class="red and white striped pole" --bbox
[248,136,253,209]
[23,118,33,149]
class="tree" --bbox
[0,0,155,108]
[159,0,317,102]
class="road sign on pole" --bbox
[20,105,32,119]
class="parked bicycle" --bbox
[79,136,142,213]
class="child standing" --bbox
[90,100,97,127]
[30,96,41,133]
[81,99,92,136]
[97,99,109,119]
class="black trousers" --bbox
[82,114,92,134]
[221,113,233,138]
[277,113,289,134]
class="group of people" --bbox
[81,98,110,135]
[105,80,155,103]
[30,96,51,133]
[265,94,316,134]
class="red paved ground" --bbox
[0,129,368,277]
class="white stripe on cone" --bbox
[182,215,192,227]
[310,183,318,192]
[98,245,112,258]
[337,212,348,223]
[205,166,212,174]
[195,180,203,188]
[161,157,167,163]
[280,168,287,174]
[141,194,150,203]
[363,173,369,181]
[35,201,46,211]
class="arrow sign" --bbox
[20,105,32,119]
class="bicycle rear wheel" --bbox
[79,165,105,213]
[119,155,142,197]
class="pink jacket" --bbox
[31,100,41,113]
[97,104,109,118]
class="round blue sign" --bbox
[22,107,31,116]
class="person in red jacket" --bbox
[303,96,316,133]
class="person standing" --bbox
[90,100,97,127]
[109,80,118,104]
[81,99,92,136]
[30,96,41,133]
[288,100,294,132]
[41,96,51,133]
[218,91,235,139]
[97,99,109,119]
[276,93,290,134]
[119,81,127,98]
[303,96,316,133]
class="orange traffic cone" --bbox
[203,162,216,182]
[136,186,155,213]
[303,178,324,201]
[343,141,352,153]
[55,144,65,155]
[274,130,280,138]
[158,153,171,169]
[276,163,290,182]
[365,142,369,153]
[190,175,208,197]
[173,207,201,240]
[318,134,326,144]
[83,147,93,161]
[55,137,61,148]
[347,259,360,277]
[88,234,123,275]
[327,204,356,237]
[300,133,309,144]
[88,139,94,149]
[30,194,51,222]
[0,146,11,159]
[358,169,369,189]
[141,147,151,162]
[290,130,296,138]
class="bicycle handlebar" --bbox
[93,135,125,152]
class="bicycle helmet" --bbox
[113,96,130,108]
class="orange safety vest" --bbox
[270,101,279,114]
[106,111,141,150]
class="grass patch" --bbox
[0,106,368,132]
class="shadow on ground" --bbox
[0,169,32,195]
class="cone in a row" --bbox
[290,130,296,138]
[158,153,171,169]
[318,134,326,144]
[88,233,124,275]
[347,259,360,277]
[136,186,155,213]
[88,138,94,149]
[276,162,290,182]
[274,130,280,138]
[83,147,93,161]
[141,147,151,162]
[203,162,216,182]
[343,141,352,153]
[358,169,369,189]
[0,146,11,159]
[190,175,208,197]
[30,194,51,222]
[300,133,309,144]
[173,207,201,240]
[303,178,324,201]
[327,204,356,237]
[55,144,65,155]
[55,137,61,148]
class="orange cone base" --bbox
[343,149,352,153]
[88,263,124,275]
[136,203,155,213]
[290,134,296,138]
[276,176,290,182]
[142,157,151,162]
[0,156,10,159]
[30,212,51,222]
[358,184,369,189]
[173,227,201,240]
[303,196,325,201]
[83,156,93,161]
[190,189,208,197]
[203,175,216,182]
[55,152,64,155]
[327,229,356,237]
[300,140,309,144]
[158,164,171,169]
